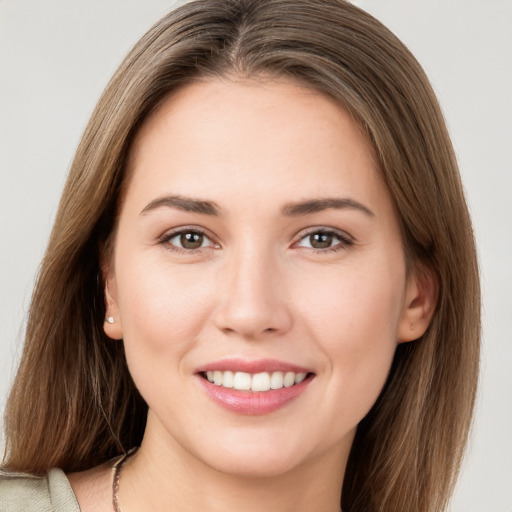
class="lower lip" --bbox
[198,375,313,415]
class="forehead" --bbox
[123,77,387,215]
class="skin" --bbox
[69,77,435,512]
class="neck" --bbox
[119,420,348,512]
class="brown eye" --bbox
[309,232,333,249]
[295,229,353,252]
[165,230,214,251]
[180,232,204,249]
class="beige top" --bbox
[0,468,80,512]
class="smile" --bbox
[204,370,307,392]
[196,359,314,415]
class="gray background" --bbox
[1,1,511,510]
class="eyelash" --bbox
[158,227,354,255]
[158,227,217,254]
[293,228,354,254]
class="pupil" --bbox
[180,232,203,249]
[311,232,332,249]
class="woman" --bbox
[0,0,480,511]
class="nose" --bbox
[212,245,293,340]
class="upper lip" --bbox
[195,358,312,374]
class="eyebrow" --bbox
[141,195,220,216]
[281,198,375,217]
[140,194,374,218]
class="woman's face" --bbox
[105,78,421,478]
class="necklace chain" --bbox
[112,448,138,512]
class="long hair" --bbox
[3,1,480,511]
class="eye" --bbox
[161,228,217,252]
[295,229,353,252]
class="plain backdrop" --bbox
[1,1,511,510]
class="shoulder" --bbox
[0,468,80,512]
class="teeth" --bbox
[233,372,251,390]
[283,372,295,387]
[222,370,234,388]
[213,371,223,386]
[270,371,284,389]
[251,372,271,392]
[205,370,308,391]
[295,372,307,384]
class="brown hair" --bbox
[3,1,480,510]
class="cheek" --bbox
[299,259,404,343]
[114,254,214,360]
[297,261,405,417]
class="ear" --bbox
[397,265,437,343]
[102,260,124,341]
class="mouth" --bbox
[196,359,315,415]
[201,370,312,392]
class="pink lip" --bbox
[196,358,311,374]
[198,377,313,415]
[195,358,314,416]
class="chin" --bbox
[204,449,305,479]
[186,426,332,480]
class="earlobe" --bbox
[102,268,124,341]
[398,266,437,343]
